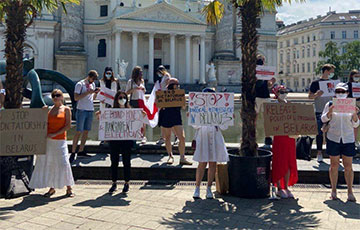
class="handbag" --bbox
[191,130,199,150]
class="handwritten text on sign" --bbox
[0,109,48,156]
[263,103,317,136]
[156,89,185,108]
[188,92,234,126]
[99,108,144,140]
[333,98,356,113]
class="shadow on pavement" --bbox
[324,199,360,220]
[139,180,178,190]
[161,195,321,229]
[73,192,130,208]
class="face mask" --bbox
[119,99,126,106]
[328,73,335,79]
[354,77,360,82]
[105,74,112,79]
[335,93,347,99]
[278,94,287,100]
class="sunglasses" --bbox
[52,94,62,98]
[118,97,126,100]
[279,91,288,94]
[106,72,112,75]
[335,90,346,94]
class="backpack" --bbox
[296,136,313,161]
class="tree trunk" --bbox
[240,0,261,157]
[4,1,27,109]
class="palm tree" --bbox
[203,0,304,156]
[0,0,79,109]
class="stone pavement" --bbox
[0,182,359,230]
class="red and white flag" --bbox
[138,81,160,128]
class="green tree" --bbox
[342,41,360,71]
[316,41,343,78]
[0,0,79,109]
[203,0,305,156]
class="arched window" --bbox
[98,39,106,58]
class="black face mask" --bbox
[256,59,264,66]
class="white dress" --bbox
[29,138,74,189]
[192,126,229,163]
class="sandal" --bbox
[330,192,338,200]
[65,190,75,198]
[44,190,55,198]
[347,193,357,202]
[167,156,174,165]
[180,158,192,166]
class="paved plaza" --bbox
[0,181,359,230]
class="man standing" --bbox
[255,54,276,149]
[308,64,335,162]
[70,70,100,163]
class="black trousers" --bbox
[109,141,133,182]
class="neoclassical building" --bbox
[0,0,277,88]
[277,10,360,92]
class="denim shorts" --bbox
[76,110,93,132]
[326,138,356,157]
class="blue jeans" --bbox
[76,110,93,132]
[315,113,323,151]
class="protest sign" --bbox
[263,103,317,136]
[99,108,144,140]
[188,92,234,126]
[156,89,185,108]
[0,109,47,156]
[333,98,356,113]
[352,83,360,98]
[256,66,276,80]
[97,86,116,106]
[319,80,340,97]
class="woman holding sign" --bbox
[347,70,360,147]
[271,85,298,199]
[29,89,75,197]
[321,83,358,202]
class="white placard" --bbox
[256,66,276,80]
[333,98,356,113]
[98,108,144,140]
[188,92,234,126]
[97,87,116,106]
[352,82,360,98]
[319,80,340,97]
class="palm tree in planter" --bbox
[203,0,304,198]
[0,0,79,109]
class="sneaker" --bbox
[141,137,147,144]
[109,183,117,193]
[69,153,76,163]
[285,189,294,199]
[193,187,200,199]
[122,183,129,193]
[156,138,165,146]
[78,151,91,158]
[276,189,288,199]
[317,154,323,163]
[206,187,213,199]
[356,142,360,148]
[173,137,179,146]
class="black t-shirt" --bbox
[255,80,270,98]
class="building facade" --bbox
[277,10,360,92]
[0,0,277,88]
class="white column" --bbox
[170,33,176,76]
[132,31,138,69]
[148,32,154,84]
[115,31,121,76]
[200,35,206,84]
[185,34,191,84]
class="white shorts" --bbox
[255,98,271,114]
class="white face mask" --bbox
[335,93,347,99]
[105,74,112,79]
[119,99,126,106]
[354,77,360,82]
[278,94,287,100]
[328,73,335,79]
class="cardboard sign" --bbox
[98,86,116,106]
[256,66,276,80]
[319,80,340,97]
[156,89,185,108]
[98,108,144,141]
[333,98,356,113]
[352,83,360,98]
[188,92,234,126]
[0,109,48,156]
[263,103,317,136]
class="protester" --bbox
[70,70,100,163]
[271,85,298,199]
[97,91,135,194]
[126,66,147,144]
[255,54,276,149]
[99,67,120,110]
[0,80,5,109]
[29,89,74,197]
[321,83,358,202]
[309,64,336,162]
[347,69,360,147]
[161,78,192,165]
[192,88,229,199]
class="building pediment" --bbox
[119,2,206,25]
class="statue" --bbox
[185,0,190,12]
[132,0,137,7]
[206,62,217,82]
[117,59,128,80]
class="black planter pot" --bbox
[228,149,272,198]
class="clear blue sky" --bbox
[277,0,359,25]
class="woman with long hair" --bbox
[99,67,120,109]
[126,66,147,144]
[29,89,75,197]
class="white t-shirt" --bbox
[126,79,146,100]
[74,79,95,111]
[160,73,171,91]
